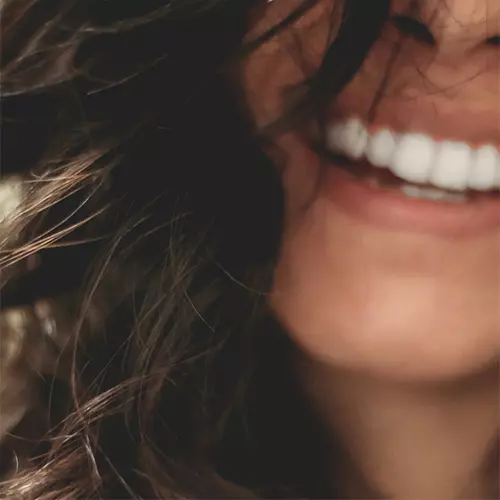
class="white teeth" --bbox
[390,134,435,184]
[328,118,368,159]
[469,145,499,191]
[365,129,398,167]
[430,141,471,191]
[401,184,467,202]
[326,119,500,193]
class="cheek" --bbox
[240,0,334,127]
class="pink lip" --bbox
[323,165,500,238]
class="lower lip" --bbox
[324,165,500,238]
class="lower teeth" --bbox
[364,176,468,203]
[400,184,467,203]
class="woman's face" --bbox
[240,0,500,381]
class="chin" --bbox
[271,293,498,383]
[270,197,499,383]
[268,120,500,383]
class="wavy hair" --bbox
[0,0,390,497]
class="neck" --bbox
[298,359,499,499]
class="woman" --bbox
[1,0,499,497]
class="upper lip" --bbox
[333,93,500,148]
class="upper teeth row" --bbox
[327,118,500,192]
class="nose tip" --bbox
[393,0,500,55]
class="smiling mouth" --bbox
[324,117,500,203]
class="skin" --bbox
[240,0,500,498]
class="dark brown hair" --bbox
[0,0,389,497]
